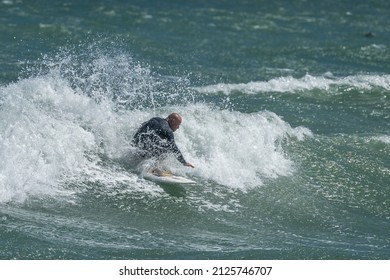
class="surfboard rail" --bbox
[143,168,196,184]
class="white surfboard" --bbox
[143,168,196,184]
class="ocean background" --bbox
[0,0,389,259]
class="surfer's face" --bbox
[171,119,181,131]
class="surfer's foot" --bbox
[151,168,171,176]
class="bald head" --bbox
[166,113,182,132]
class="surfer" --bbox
[132,113,195,168]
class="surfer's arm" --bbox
[159,126,193,168]
[170,142,187,164]
[165,133,194,167]
[172,145,194,168]
[184,162,195,168]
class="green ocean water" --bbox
[0,0,389,259]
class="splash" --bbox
[0,44,312,203]
[0,44,154,203]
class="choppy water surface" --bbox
[0,0,389,259]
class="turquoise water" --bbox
[0,0,389,259]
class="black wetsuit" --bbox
[132,117,187,164]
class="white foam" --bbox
[369,135,390,144]
[0,58,168,203]
[169,104,312,189]
[194,73,390,95]
[0,75,98,202]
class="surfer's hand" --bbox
[185,162,195,168]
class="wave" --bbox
[0,47,312,203]
[176,105,312,189]
[368,135,390,145]
[194,73,390,95]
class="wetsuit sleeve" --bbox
[132,117,188,165]
[166,132,187,165]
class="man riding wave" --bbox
[132,113,194,168]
